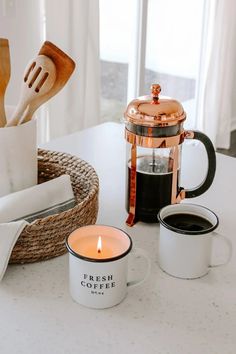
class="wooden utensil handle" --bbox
[18,105,34,124]
[5,102,27,127]
[0,96,7,127]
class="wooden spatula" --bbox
[6,55,56,127]
[19,41,76,124]
[0,38,10,127]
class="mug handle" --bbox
[210,232,233,267]
[183,130,216,198]
[127,248,151,287]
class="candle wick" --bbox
[97,235,102,254]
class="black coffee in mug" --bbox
[163,213,213,233]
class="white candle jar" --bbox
[66,225,151,309]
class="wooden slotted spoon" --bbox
[0,38,10,127]
[6,55,56,127]
[19,41,76,124]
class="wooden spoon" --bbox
[19,41,76,124]
[0,38,10,127]
[6,55,56,127]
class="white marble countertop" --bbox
[0,122,236,354]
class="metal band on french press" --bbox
[125,129,185,148]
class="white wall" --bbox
[231,68,236,131]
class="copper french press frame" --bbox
[124,84,216,227]
[125,84,187,227]
[125,129,187,227]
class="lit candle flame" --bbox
[97,236,102,254]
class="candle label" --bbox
[81,273,116,295]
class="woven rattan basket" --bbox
[9,148,99,264]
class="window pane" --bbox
[99,0,133,123]
[145,0,204,128]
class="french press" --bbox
[124,84,216,226]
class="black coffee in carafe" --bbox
[124,84,216,227]
[126,156,179,223]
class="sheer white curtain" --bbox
[0,0,100,142]
[0,0,43,106]
[198,0,236,149]
[44,0,100,140]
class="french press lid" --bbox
[124,84,186,128]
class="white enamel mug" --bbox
[66,225,151,309]
[0,106,37,197]
[157,204,232,279]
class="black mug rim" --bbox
[157,204,219,235]
[66,224,133,263]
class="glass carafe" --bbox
[126,144,182,223]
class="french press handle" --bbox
[183,130,216,198]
